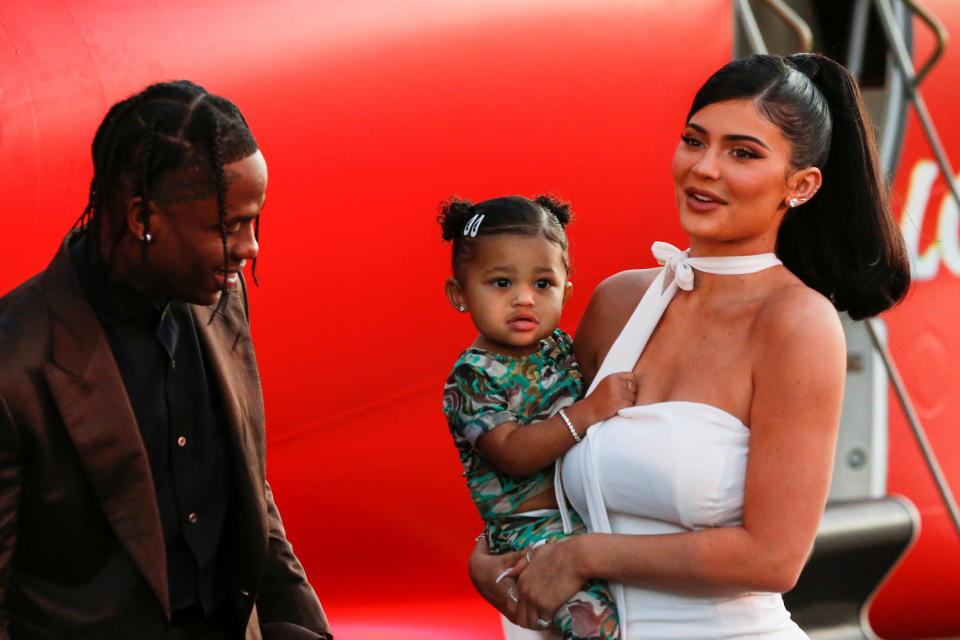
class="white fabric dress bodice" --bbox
[555,243,807,639]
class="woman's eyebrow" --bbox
[686,122,771,150]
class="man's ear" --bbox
[124,196,160,240]
[562,280,573,306]
[445,277,467,312]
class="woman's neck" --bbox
[686,235,778,259]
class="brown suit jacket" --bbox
[0,235,330,639]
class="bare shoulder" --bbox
[574,268,661,382]
[580,268,660,330]
[591,268,660,303]
[750,282,845,364]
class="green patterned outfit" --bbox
[443,330,620,640]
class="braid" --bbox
[76,90,152,263]
[72,184,96,232]
[100,129,128,269]
[205,102,232,319]
[252,215,260,285]
[137,118,159,269]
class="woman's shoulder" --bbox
[574,268,662,380]
[750,278,845,357]
[582,268,661,327]
[589,267,660,307]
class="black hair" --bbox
[687,53,909,320]
[437,195,572,281]
[73,80,260,315]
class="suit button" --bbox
[177,436,187,447]
[187,512,198,524]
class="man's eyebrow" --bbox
[686,122,771,150]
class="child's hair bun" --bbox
[437,193,573,278]
[535,194,572,227]
[437,197,475,241]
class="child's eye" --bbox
[492,278,510,288]
[534,279,553,289]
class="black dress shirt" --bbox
[69,235,229,618]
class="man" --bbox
[0,81,331,639]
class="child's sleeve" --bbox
[444,362,515,446]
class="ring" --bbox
[536,618,550,628]
[626,379,632,389]
[526,550,532,563]
[507,585,519,603]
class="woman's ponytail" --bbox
[777,54,909,319]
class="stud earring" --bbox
[141,233,152,243]
[789,198,799,208]
[458,305,466,312]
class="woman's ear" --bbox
[785,166,823,208]
[445,277,468,312]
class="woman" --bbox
[470,53,909,639]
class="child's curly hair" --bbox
[437,194,572,281]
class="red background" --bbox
[1,1,957,637]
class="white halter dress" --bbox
[554,242,808,640]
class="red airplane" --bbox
[1,1,958,638]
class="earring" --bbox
[141,233,152,243]
[457,305,466,312]
[789,198,799,208]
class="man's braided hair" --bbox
[74,80,260,315]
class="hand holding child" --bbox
[576,372,638,426]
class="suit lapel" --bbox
[40,239,169,614]
[192,286,268,578]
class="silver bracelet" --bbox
[558,408,580,443]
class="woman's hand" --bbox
[513,538,588,629]
[468,535,523,622]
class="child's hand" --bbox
[580,372,637,423]
[552,372,637,444]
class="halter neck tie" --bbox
[651,241,783,291]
